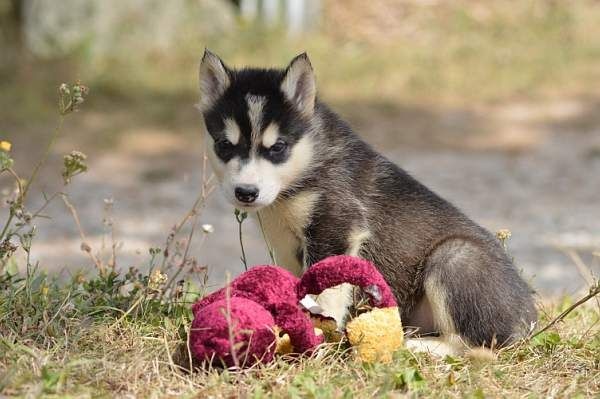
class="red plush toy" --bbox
[189,255,401,368]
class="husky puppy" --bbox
[197,50,537,352]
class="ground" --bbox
[5,95,600,297]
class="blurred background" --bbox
[1,0,599,296]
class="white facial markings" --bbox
[223,118,241,145]
[205,91,315,210]
[276,134,314,188]
[246,94,266,146]
[228,157,282,208]
[231,134,315,208]
[261,122,280,148]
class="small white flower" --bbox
[202,224,215,234]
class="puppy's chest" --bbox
[257,192,319,275]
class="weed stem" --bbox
[235,209,248,271]
[530,281,600,340]
[257,211,276,264]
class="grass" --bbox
[1,272,598,397]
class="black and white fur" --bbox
[197,50,537,354]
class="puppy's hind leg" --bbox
[404,280,468,357]
[418,238,536,351]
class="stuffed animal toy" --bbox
[190,266,322,367]
[189,255,403,368]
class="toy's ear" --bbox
[297,255,397,308]
[280,52,316,117]
[198,49,231,112]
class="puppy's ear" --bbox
[281,53,316,117]
[198,49,230,112]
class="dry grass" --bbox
[1,290,598,398]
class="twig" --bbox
[45,289,72,329]
[223,273,240,369]
[163,331,177,374]
[161,219,200,298]
[257,211,276,264]
[1,87,76,241]
[22,115,64,200]
[185,317,195,373]
[27,192,61,223]
[0,167,25,240]
[529,281,600,340]
[158,164,215,272]
[0,209,14,242]
[5,167,24,202]
[562,248,596,287]
[106,201,118,271]
[235,210,248,271]
[161,151,215,298]
[110,294,144,329]
[2,191,62,244]
[61,194,105,275]
[560,247,600,311]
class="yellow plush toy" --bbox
[346,307,404,363]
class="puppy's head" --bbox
[198,50,317,210]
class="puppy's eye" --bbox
[269,140,287,155]
[215,139,234,152]
[214,139,235,161]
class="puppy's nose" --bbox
[234,185,259,203]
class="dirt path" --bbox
[8,98,600,297]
